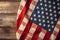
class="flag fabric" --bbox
[16,0,60,40]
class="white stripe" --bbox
[17,9,21,19]
[37,29,46,40]
[50,34,56,40]
[29,4,35,10]
[50,25,59,40]
[19,17,28,31]
[26,0,38,19]
[23,17,28,23]
[17,17,28,39]
[50,18,60,40]
[25,0,38,39]
[27,11,32,17]
[38,32,46,40]
[16,0,38,39]
[25,23,37,40]
[17,0,27,19]
[16,32,21,40]
[19,24,25,31]
[29,27,36,34]
[17,9,21,15]
[54,27,59,32]
[34,0,38,2]
[20,0,26,7]
[57,21,60,25]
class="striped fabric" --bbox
[16,0,60,40]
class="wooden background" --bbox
[0,0,20,40]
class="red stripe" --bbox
[16,0,32,31]
[20,20,32,40]
[31,26,42,40]
[43,31,51,40]
[55,30,60,40]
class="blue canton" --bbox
[30,0,60,32]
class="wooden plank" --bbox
[0,2,19,39]
[0,2,20,13]
[0,38,17,40]
[0,27,16,39]
[0,13,17,27]
[0,17,16,27]
[0,13,17,17]
[0,0,20,2]
[0,27,15,34]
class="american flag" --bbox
[16,0,60,40]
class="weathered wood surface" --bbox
[0,2,20,13]
[0,13,17,27]
[0,1,20,39]
[0,0,20,2]
[0,27,16,39]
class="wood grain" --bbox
[0,0,20,2]
[0,2,19,39]
[0,27,16,39]
[0,13,17,27]
[0,2,20,13]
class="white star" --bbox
[40,0,42,1]
[41,11,44,14]
[43,20,45,22]
[43,24,46,27]
[49,9,52,12]
[50,13,53,16]
[46,12,48,15]
[52,25,54,28]
[38,15,41,17]
[54,10,56,13]
[53,6,56,9]
[48,24,50,27]
[39,23,42,25]
[55,18,57,21]
[34,18,37,21]
[44,0,47,3]
[31,17,33,20]
[46,16,49,19]
[45,4,47,7]
[48,29,51,31]
[57,3,59,6]
[51,21,54,24]
[50,17,53,20]
[57,0,59,1]
[40,3,43,6]
[48,1,51,3]
[41,7,44,10]
[42,16,45,18]
[37,11,40,14]
[47,20,50,23]
[33,14,36,17]
[53,2,55,5]
[39,19,41,22]
[36,6,39,9]
[49,5,51,8]
[58,11,60,14]
[45,8,48,11]
[54,14,57,17]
